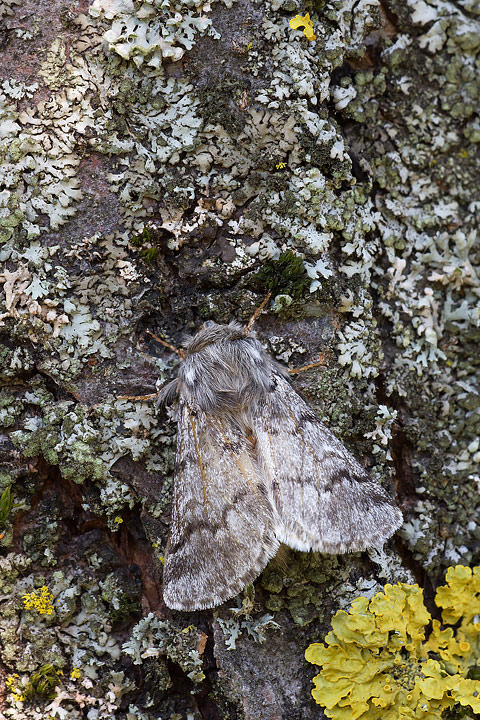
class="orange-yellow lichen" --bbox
[6,674,25,703]
[22,585,54,615]
[289,14,316,42]
[305,566,480,719]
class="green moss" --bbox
[130,225,161,263]
[255,250,310,300]
[0,486,13,528]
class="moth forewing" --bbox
[160,321,402,611]
[162,395,279,611]
[253,374,403,554]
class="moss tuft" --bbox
[255,250,310,300]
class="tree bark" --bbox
[1,0,479,717]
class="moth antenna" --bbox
[147,330,186,359]
[287,357,327,375]
[245,292,272,335]
[119,378,180,403]
[118,390,161,401]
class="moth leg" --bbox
[146,330,186,359]
[287,356,327,375]
[118,330,184,401]
[118,390,161,401]
[245,292,272,335]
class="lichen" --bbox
[216,590,281,649]
[122,613,206,683]
[22,585,54,616]
[289,14,316,42]
[305,565,480,719]
[89,0,220,66]
[1,0,480,713]
[260,549,393,628]
[1,560,136,718]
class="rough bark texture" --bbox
[0,0,479,717]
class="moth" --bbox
[158,320,403,611]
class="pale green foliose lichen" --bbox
[89,0,221,66]
[123,612,206,682]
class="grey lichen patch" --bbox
[123,612,207,683]
[0,191,24,245]
[89,0,221,67]
[1,0,386,386]
[0,86,84,238]
[8,384,106,483]
[1,225,162,385]
[247,1,473,576]
[0,388,24,430]
[55,0,384,295]
[216,609,280,650]
[38,37,67,90]
[7,382,176,514]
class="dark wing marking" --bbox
[253,375,403,554]
[163,398,279,610]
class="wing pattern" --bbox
[163,398,279,611]
[253,374,403,554]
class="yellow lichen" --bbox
[425,565,480,686]
[6,674,25,703]
[305,566,480,719]
[435,565,480,624]
[22,585,54,615]
[289,13,316,42]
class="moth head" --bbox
[185,321,246,355]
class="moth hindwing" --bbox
[159,321,403,611]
